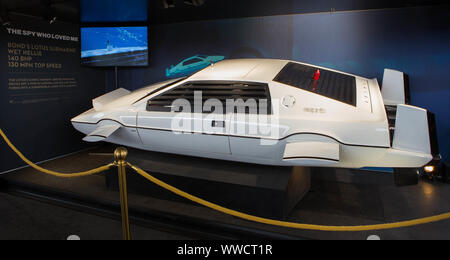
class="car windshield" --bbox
[183,58,203,66]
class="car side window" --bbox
[183,58,203,66]
[147,81,272,115]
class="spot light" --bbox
[424,166,435,173]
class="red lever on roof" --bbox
[313,69,321,81]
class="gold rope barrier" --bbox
[0,129,114,177]
[1,128,127,238]
[2,127,450,232]
[128,163,450,232]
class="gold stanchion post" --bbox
[114,147,131,240]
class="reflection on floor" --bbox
[0,145,449,240]
[0,193,191,240]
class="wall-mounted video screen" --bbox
[81,26,148,67]
[81,0,148,23]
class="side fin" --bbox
[83,125,121,142]
[393,105,430,155]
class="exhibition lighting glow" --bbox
[424,166,435,173]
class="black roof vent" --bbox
[274,62,357,107]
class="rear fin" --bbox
[93,88,130,111]
[381,69,411,106]
[392,105,431,156]
[83,125,121,142]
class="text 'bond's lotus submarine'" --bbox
[71,59,440,169]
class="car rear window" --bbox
[273,62,357,106]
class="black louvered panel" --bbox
[385,105,397,146]
[273,62,357,106]
[164,90,266,95]
[147,81,271,114]
[152,95,268,101]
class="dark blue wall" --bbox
[112,5,449,162]
[149,0,449,24]
[0,15,106,173]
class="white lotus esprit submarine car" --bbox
[71,59,439,169]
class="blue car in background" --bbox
[166,55,225,77]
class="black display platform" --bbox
[105,149,311,220]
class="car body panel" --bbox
[137,111,232,154]
[72,59,434,169]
